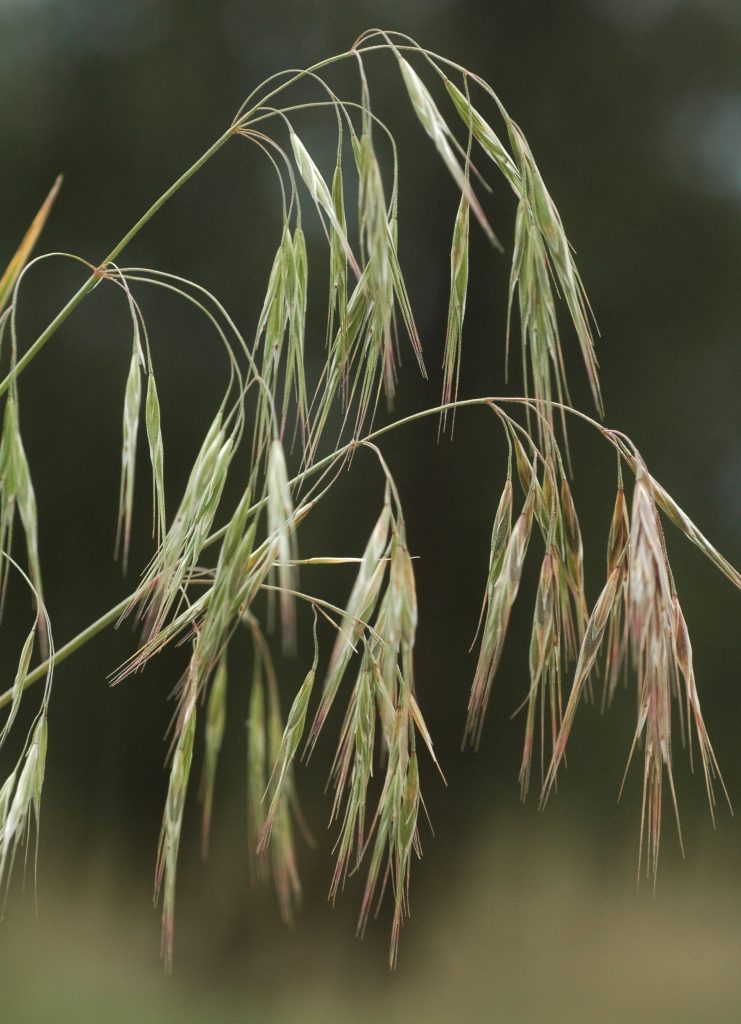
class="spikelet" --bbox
[190,487,258,680]
[397,56,498,247]
[358,704,421,969]
[245,619,305,921]
[200,655,227,856]
[265,689,303,923]
[144,369,166,547]
[507,197,569,451]
[133,412,234,643]
[0,385,45,646]
[0,716,47,894]
[326,148,349,355]
[519,547,561,800]
[0,625,35,749]
[355,130,396,401]
[0,560,53,895]
[602,486,630,707]
[246,653,268,885]
[624,465,682,884]
[377,523,418,704]
[510,435,582,672]
[559,477,588,636]
[254,228,289,452]
[466,482,533,747]
[542,566,623,804]
[471,475,512,650]
[306,492,391,754]
[285,226,309,433]
[259,629,318,849]
[444,79,521,193]
[441,193,470,429]
[155,687,196,971]
[329,646,376,900]
[115,337,143,572]
[510,430,550,537]
[254,226,309,444]
[506,119,602,422]
[290,129,359,275]
[267,438,298,652]
[308,265,372,459]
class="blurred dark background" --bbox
[1,1,740,1021]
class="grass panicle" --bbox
[541,458,729,884]
[0,31,737,970]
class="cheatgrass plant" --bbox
[0,29,738,969]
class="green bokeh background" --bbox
[1,1,740,1020]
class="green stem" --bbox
[0,275,97,397]
[0,129,234,399]
[102,130,235,267]
[0,596,130,710]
